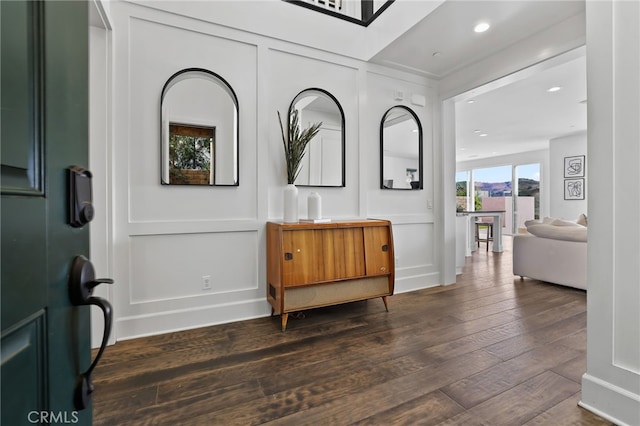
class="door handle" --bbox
[68,255,114,410]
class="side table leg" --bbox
[281,313,289,332]
[382,296,389,312]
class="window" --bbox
[460,163,541,234]
[455,170,470,211]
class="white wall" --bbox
[549,132,587,220]
[106,1,439,340]
[363,69,438,290]
[580,2,640,425]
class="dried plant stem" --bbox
[278,110,322,184]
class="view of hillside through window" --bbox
[456,163,540,233]
[516,164,541,221]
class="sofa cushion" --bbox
[524,219,541,228]
[526,223,588,242]
[550,218,582,226]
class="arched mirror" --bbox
[161,68,239,186]
[288,88,345,187]
[380,105,423,190]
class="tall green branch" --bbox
[278,109,322,184]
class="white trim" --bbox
[580,373,640,426]
[89,6,115,348]
[116,298,271,341]
[395,272,440,294]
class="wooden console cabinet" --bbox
[267,219,394,331]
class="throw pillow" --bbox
[577,213,588,226]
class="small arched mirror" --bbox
[161,68,239,186]
[380,105,423,190]
[289,88,345,187]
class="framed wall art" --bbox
[564,178,585,200]
[564,155,585,178]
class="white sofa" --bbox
[513,217,588,290]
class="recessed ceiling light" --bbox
[467,99,475,104]
[432,51,442,57]
[547,86,562,92]
[473,129,481,134]
[479,133,488,137]
[474,22,490,33]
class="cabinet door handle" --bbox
[284,252,293,260]
[382,244,388,252]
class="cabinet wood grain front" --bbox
[267,220,394,331]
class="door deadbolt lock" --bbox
[68,166,94,228]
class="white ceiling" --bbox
[369,0,587,162]
[454,52,586,161]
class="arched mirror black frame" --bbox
[288,88,346,187]
[380,105,423,190]
[160,68,239,186]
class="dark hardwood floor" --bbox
[93,237,612,425]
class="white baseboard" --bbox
[580,373,640,426]
[114,298,271,342]
[112,273,443,343]
[394,272,440,294]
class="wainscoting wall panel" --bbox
[129,231,259,304]
[127,16,258,222]
[107,1,439,342]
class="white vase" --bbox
[283,184,298,223]
[308,192,321,220]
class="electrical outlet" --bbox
[202,275,212,290]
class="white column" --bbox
[580,2,640,425]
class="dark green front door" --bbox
[1,1,92,424]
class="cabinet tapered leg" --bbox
[281,313,289,332]
[382,296,389,312]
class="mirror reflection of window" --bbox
[168,124,214,185]
[381,106,423,190]
[161,68,238,186]
[289,88,345,187]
